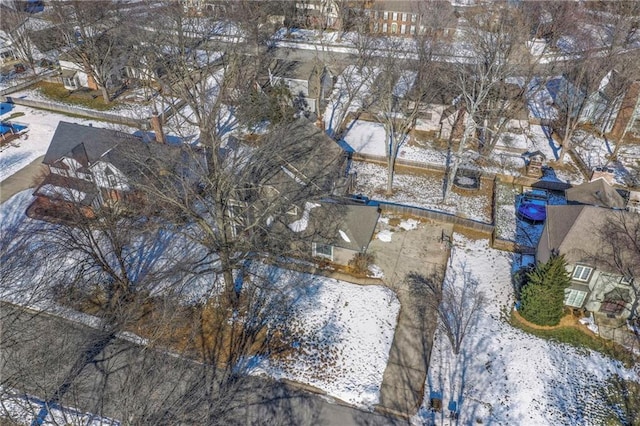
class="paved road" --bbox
[368,220,452,418]
[0,302,407,426]
[0,155,44,203]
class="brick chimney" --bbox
[150,113,165,143]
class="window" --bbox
[391,23,398,33]
[105,167,118,188]
[382,23,388,33]
[564,288,587,308]
[392,12,397,21]
[410,25,416,34]
[313,243,333,260]
[402,13,408,22]
[400,24,406,34]
[63,76,77,89]
[572,265,593,282]
[411,13,417,23]
[621,276,634,285]
[383,11,388,20]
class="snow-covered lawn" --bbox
[353,161,491,223]
[342,118,581,184]
[414,235,639,425]
[256,269,400,407]
[0,104,138,182]
[7,87,177,120]
[572,129,640,186]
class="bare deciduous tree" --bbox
[443,6,525,201]
[0,1,39,71]
[590,211,640,337]
[408,262,484,355]
[46,0,129,103]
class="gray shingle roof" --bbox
[543,205,640,275]
[310,203,380,252]
[565,178,626,209]
[43,122,138,165]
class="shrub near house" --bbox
[520,253,571,326]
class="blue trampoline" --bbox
[518,201,546,222]
[517,189,548,222]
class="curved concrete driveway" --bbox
[0,155,44,203]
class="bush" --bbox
[519,253,570,326]
[348,252,374,276]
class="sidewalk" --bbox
[368,219,452,418]
[0,155,44,203]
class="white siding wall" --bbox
[59,60,90,88]
[91,161,130,191]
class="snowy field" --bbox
[413,235,640,425]
[0,104,138,182]
[572,130,640,186]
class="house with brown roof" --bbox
[537,205,639,321]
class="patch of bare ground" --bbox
[56,286,307,365]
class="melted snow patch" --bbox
[376,230,393,242]
[399,218,419,231]
[368,264,384,278]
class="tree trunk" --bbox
[101,86,110,104]
[386,153,396,195]
[559,125,571,163]
[444,114,474,202]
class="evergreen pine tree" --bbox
[520,253,571,326]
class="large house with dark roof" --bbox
[537,205,639,321]
[29,121,202,220]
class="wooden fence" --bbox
[0,69,58,97]
[375,201,494,236]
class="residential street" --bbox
[0,302,406,425]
